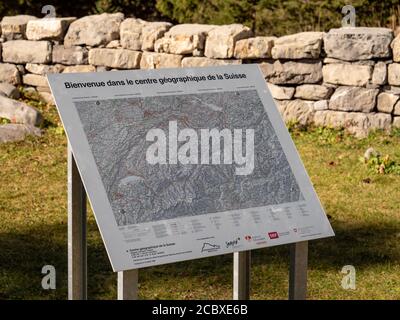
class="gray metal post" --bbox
[233,251,251,300]
[289,241,308,300]
[118,270,139,300]
[68,143,87,300]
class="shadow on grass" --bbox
[0,219,399,299]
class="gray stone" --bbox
[259,60,322,85]
[279,99,315,126]
[393,116,400,128]
[324,83,339,90]
[392,34,400,62]
[388,63,400,86]
[377,92,399,113]
[372,62,387,85]
[234,37,275,59]
[368,113,392,133]
[274,100,290,115]
[394,101,400,116]
[313,110,391,138]
[63,65,96,73]
[140,52,183,69]
[64,13,124,47]
[267,83,295,100]
[313,110,366,137]
[272,32,323,59]
[155,24,214,55]
[322,63,372,86]
[22,87,37,95]
[0,63,20,85]
[205,24,253,59]
[17,64,26,75]
[0,95,43,125]
[52,45,88,65]
[324,27,393,61]
[314,100,329,111]
[26,17,75,41]
[89,48,141,69]
[120,18,146,51]
[38,92,55,105]
[294,84,333,100]
[0,82,20,99]
[96,66,110,72]
[106,40,121,48]
[36,86,51,93]
[329,86,379,113]
[141,22,173,51]
[181,57,241,67]
[2,40,52,64]
[323,57,376,65]
[121,19,172,51]
[22,86,37,96]
[382,86,400,95]
[0,15,37,40]
[22,74,48,87]
[0,124,41,143]
[25,63,64,75]
[364,147,379,160]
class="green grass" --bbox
[0,94,400,300]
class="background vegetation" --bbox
[0,0,398,36]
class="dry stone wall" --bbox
[1,13,400,138]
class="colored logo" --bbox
[268,232,279,239]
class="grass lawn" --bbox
[0,93,399,300]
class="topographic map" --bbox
[74,90,303,226]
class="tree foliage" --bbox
[0,0,159,20]
[156,0,400,36]
[0,0,398,35]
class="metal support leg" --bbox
[289,241,308,300]
[68,143,87,300]
[118,270,138,300]
[233,251,251,300]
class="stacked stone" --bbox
[259,32,326,130]
[262,28,400,137]
[319,28,398,137]
[0,12,400,139]
[0,15,74,105]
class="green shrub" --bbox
[156,0,400,36]
[361,152,400,175]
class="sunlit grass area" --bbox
[0,93,399,299]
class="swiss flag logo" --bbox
[268,232,279,239]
